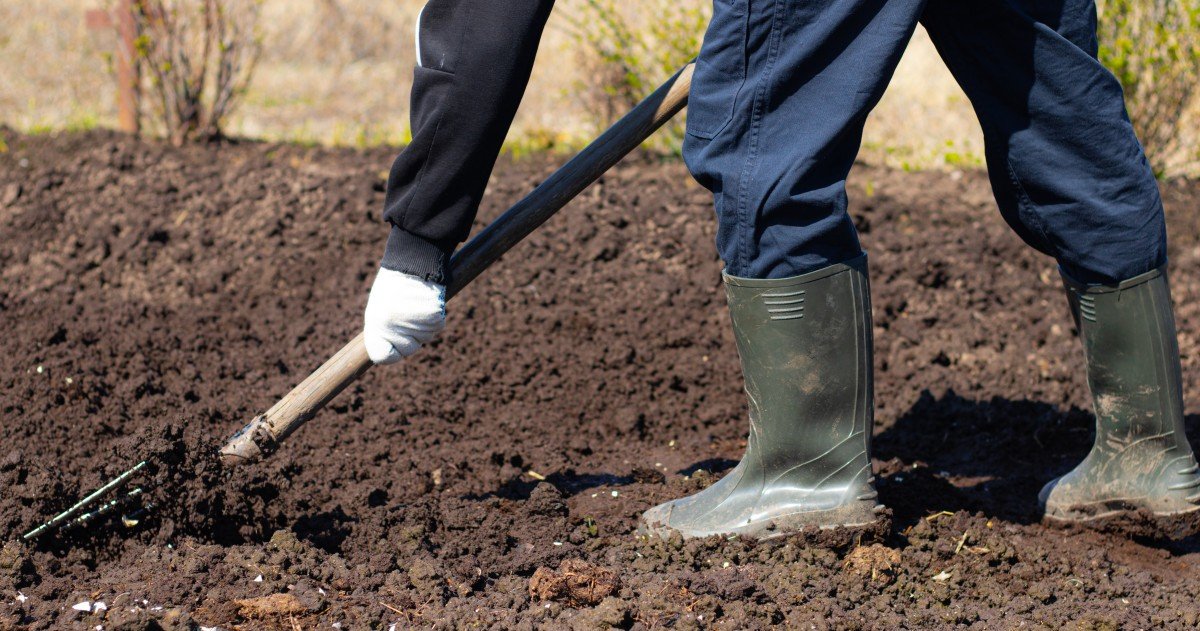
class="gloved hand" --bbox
[363,268,446,364]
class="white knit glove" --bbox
[363,268,447,364]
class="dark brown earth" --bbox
[2,127,1200,629]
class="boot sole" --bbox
[1042,501,1200,540]
[639,501,887,542]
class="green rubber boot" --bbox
[1040,266,1200,527]
[639,255,883,540]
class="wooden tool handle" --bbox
[220,63,694,466]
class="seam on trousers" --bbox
[1003,155,1054,252]
[734,0,786,275]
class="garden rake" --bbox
[23,62,694,541]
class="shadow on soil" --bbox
[874,388,1082,528]
[873,389,1200,552]
[466,472,636,505]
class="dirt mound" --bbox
[2,127,1199,628]
[843,543,902,585]
[530,558,620,607]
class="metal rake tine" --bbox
[22,460,147,540]
[120,501,156,528]
[67,487,145,531]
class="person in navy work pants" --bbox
[363,0,1200,540]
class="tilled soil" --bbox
[2,128,1200,629]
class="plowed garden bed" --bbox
[2,129,1199,629]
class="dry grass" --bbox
[0,2,115,133]
[865,26,984,171]
[10,0,1169,173]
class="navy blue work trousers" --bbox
[684,0,1166,284]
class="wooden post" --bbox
[115,0,139,134]
[86,0,140,134]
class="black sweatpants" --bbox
[381,0,555,284]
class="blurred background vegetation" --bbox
[1,0,1196,176]
[1098,0,1200,177]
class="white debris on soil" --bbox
[611,491,619,497]
[253,574,263,583]
[932,570,953,582]
[16,592,28,603]
[93,601,107,611]
[72,600,92,612]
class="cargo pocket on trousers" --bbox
[686,0,749,140]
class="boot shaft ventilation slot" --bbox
[763,290,806,321]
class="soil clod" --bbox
[530,559,620,607]
[842,543,902,585]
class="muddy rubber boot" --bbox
[639,255,883,540]
[1040,266,1200,530]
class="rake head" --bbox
[23,460,155,541]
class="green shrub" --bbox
[1098,0,1200,177]
[562,0,707,153]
